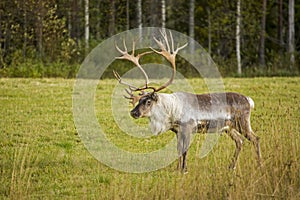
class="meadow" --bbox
[0,77,299,199]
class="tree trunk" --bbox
[207,8,211,56]
[108,0,115,36]
[71,0,81,41]
[36,0,44,60]
[67,9,72,38]
[259,0,267,68]
[23,2,27,59]
[189,0,195,53]
[288,0,295,70]
[162,0,166,28]
[137,0,142,38]
[67,0,72,38]
[236,0,242,75]
[84,0,89,54]
[277,0,283,55]
[96,0,101,40]
[150,0,157,27]
[126,0,130,30]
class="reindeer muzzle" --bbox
[130,109,140,119]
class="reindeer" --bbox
[113,31,261,173]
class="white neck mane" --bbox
[148,93,181,135]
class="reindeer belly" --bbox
[196,119,232,133]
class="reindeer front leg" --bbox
[176,122,194,173]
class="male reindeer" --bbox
[113,31,261,173]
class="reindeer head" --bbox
[114,30,187,119]
[130,92,158,118]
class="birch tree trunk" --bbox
[208,8,211,67]
[288,0,295,70]
[84,0,89,53]
[137,0,142,38]
[189,0,195,53]
[236,0,242,74]
[162,0,166,29]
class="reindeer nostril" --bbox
[130,110,140,119]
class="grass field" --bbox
[0,77,299,199]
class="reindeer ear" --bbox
[150,92,158,101]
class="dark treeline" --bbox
[0,0,299,78]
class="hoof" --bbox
[182,168,188,174]
[228,163,236,170]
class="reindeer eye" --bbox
[146,99,152,106]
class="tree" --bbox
[137,0,142,37]
[84,0,89,54]
[70,0,82,41]
[108,0,115,36]
[288,0,295,70]
[259,0,267,68]
[162,0,166,28]
[236,0,242,75]
[126,0,130,30]
[278,0,284,55]
[207,7,212,67]
[36,0,46,59]
[189,0,195,53]
[1,0,300,77]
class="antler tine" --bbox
[113,69,121,81]
[160,29,171,52]
[113,70,138,91]
[131,40,136,56]
[115,40,126,57]
[174,41,188,54]
[124,88,134,99]
[151,37,165,53]
[169,30,175,53]
[122,39,128,53]
[123,88,144,106]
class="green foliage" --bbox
[0,0,80,72]
[0,59,79,78]
[0,0,299,77]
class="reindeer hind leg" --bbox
[227,128,244,170]
[241,115,262,167]
[245,130,262,167]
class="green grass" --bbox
[0,77,299,199]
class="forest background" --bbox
[0,0,299,78]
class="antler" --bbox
[115,39,153,89]
[114,39,155,105]
[150,30,188,92]
[114,30,187,106]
